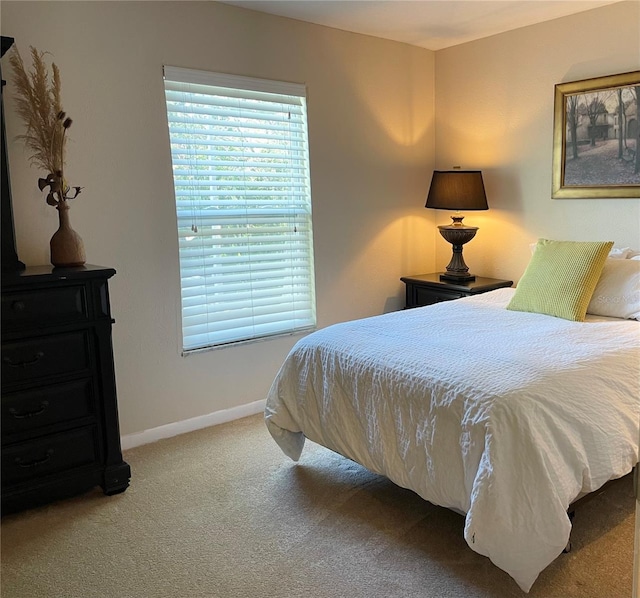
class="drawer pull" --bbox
[11,300,26,312]
[8,401,50,419]
[15,449,54,468]
[3,351,45,368]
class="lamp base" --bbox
[437,221,479,284]
[439,271,476,283]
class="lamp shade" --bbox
[425,170,488,211]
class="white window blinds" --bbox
[163,66,316,352]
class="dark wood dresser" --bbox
[1,265,130,514]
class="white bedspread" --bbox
[264,288,639,592]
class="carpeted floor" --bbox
[1,414,635,598]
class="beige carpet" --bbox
[1,414,635,598]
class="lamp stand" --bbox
[437,216,478,282]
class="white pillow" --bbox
[529,244,637,259]
[587,259,640,320]
[608,247,632,259]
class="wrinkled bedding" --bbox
[264,288,639,592]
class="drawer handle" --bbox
[8,401,50,419]
[11,300,26,312]
[14,449,54,468]
[2,351,45,368]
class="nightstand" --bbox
[400,273,513,308]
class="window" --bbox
[163,67,316,353]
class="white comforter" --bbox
[264,288,640,592]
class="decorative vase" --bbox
[50,201,86,267]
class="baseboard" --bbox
[120,399,266,450]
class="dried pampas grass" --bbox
[9,46,82,206]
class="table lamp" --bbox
[425,170,488,282]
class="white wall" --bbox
[1,2,435,436]
[434,1,640,282]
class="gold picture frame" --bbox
[552,71,640,198]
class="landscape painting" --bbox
[552,71,640,198]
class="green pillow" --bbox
[507,239,614,321]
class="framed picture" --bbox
[552,71,640,198]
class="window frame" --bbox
[163,66,317,354]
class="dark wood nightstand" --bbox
[400,273,513,308]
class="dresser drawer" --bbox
[2,285,88,330]
[1,331,91,386]
[2,378,94,437]
[2,426,100,487]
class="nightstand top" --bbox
[400,273,513,294]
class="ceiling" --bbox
[221,0,621,50]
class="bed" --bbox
[264,281,639,592]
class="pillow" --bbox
[529,243,632,259]
[587,259,640,320]
[608,247,632,259]
[507,239,613,321]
